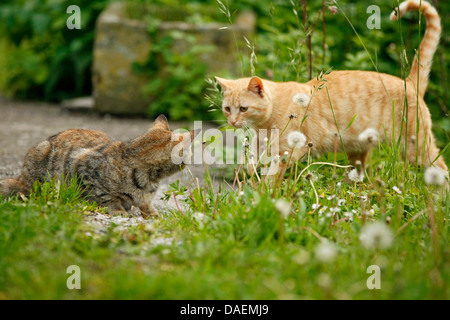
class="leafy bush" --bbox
[0,0,109,101]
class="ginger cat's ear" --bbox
[248,76,264,97]
[215,76,230,93]
[154,114,169,130]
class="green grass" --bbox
[0,148,448,300]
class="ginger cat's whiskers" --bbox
[214,0,447,177]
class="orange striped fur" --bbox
[216,0,447,174]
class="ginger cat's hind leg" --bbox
[406,134,448,173]
[348,152,368,178]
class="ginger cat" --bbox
[0,115,196,217]
[215,0,448,175]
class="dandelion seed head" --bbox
[359,222,394,250]
[315,241,337,263]
[287,131,307,148]
[275,199,291,219]
[292,92,310,106]
[305,173,317,182]
[358,128,379,145]
[424,166,447,186]
[348,169,361,182]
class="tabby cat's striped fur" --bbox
[0,115,195,217]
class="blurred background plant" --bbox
[0,0,109,101]
[0,0,448,147]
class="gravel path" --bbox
[0,97,219,215]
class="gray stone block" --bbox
[92,2,255,115]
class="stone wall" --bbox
[92,2,255,115]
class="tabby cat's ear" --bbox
[247,76,264,98]
[154,114,169,130]
[215,76,230,93]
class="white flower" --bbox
[344,211,353,221]
[348,169,363,182]
[312,203,320,210]
[284,151,289,156]
[315,241,337,263]
[192,212,205,223]
[319,206,328,214]
[292,92,310,106]
[275,199,291,219]
[287,131,306,148]
[424,166,447,186]
[365,209,375,216]
[392,186,402,195]
[337,199,346,206]
[358,128,379,145]
[239,191,245,196]
[359,222,394,250]
[330,207,340,213]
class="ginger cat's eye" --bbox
[224,107,231,113]
[240,106,248,112]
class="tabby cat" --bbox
[0,115,196,217]
[215,0,448,174]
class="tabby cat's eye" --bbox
[224,106,231,112]
[240,106,248,112]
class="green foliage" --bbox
[0,147,448,299]
[134,29,216,120]
[0,0,109,101]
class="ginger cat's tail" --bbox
[390,0,441,98]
